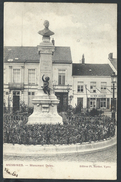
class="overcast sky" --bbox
[4,2,117,63]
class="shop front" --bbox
[8,83,24,113]
[87,94,111,111]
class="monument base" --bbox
[27,91,63,125]
[27,113,62,125]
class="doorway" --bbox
[90,98,96,109]
[77,97,83,108]
[55,92,68,112]
[13,91,20,112]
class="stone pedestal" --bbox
[27,88,62,124]
[27,21,63,125]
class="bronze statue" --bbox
[42,75,50,95]
[38,20,54,37]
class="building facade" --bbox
[72,55,117,111]
[4,46,116,113]
[4,45,73,112]
[72,75,113,111]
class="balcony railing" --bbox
[53,84,72,92]
[8,83,24,90]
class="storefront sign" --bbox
[89,95,106,98]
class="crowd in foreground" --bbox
[3,113,116,145]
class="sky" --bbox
[4,3,117,63]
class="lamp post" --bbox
[69,95,73,105]
[111,72,117,123]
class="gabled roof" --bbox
[72,63,113,76]
[4,46,72,64]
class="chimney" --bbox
[108,53,113,59]
[79,54,85,64]
[82,54,85,64]
[52,38,55,45]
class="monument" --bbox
[27,20,63,125]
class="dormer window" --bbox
[8,59,13,62]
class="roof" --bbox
[53,47,72,63]
[109,59,117,70]
[4,46,72,64]
[72,63,113,76]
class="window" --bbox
[13,91,20,96]
[77,82,84,92]
[90,82,96,93]
[100,98,106,108]
[28,92,35,96]
[13,69,20,83]
[101,82,107,93]
[28,69,35,84]
[58,73,65,85]
[28,92,35,107]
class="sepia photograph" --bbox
[3,2,117,179]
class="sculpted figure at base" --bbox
[42,74,50,95]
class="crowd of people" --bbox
[3,113,116,145]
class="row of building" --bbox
[4,43,117,113]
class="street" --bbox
[4,145,116,163]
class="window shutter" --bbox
[87,98,90,108]
[62,75,65,85]
[107,98,109,109]
[58,75,61,85]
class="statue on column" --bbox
[42,75,50,95]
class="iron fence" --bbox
[3,107,33,114]
[3,108,116,126]
[3,114,28,121]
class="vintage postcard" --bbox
[3,2,117,179]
